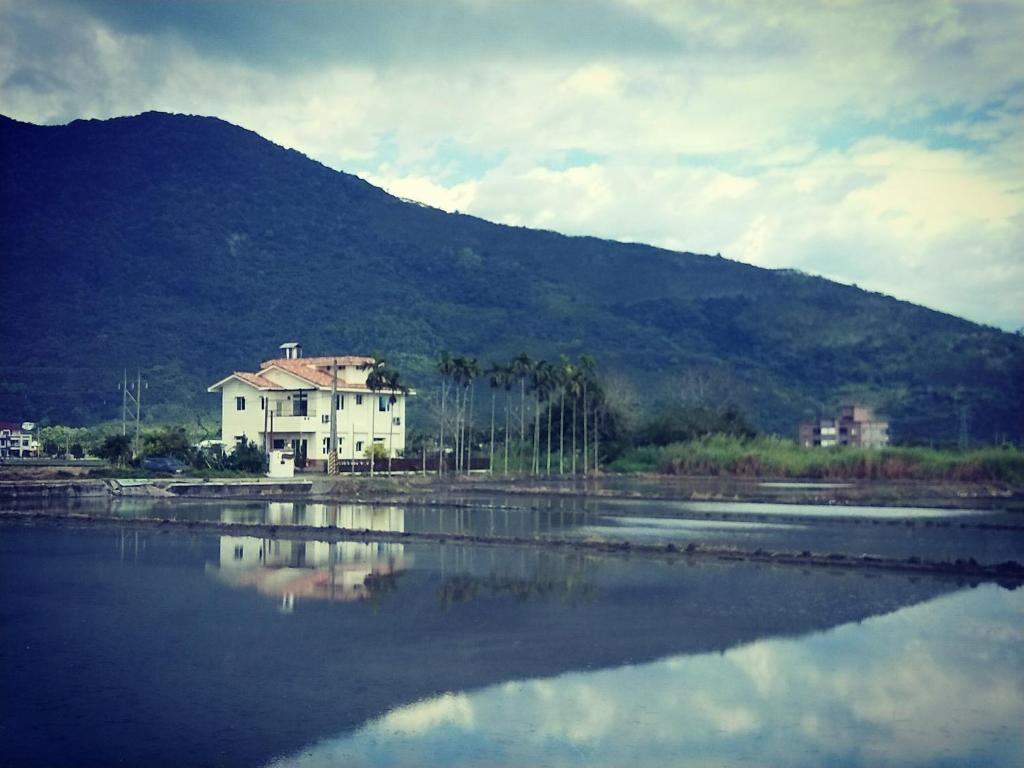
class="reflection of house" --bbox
[799,405,889,448]
[209,503,409,609]
[0,421,38,458]
[207,342,411,469]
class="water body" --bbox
[34,494,1024,564]
[1,517,1021,767]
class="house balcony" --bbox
[266,413,320,433]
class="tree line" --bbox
[433,351,606,477]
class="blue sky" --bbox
[2,0,1022,329]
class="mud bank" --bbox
[3,508,1021,586]
[0,479,110,500]
[2,472,1022,511]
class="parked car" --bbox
[141,456,188,474]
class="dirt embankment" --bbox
[2,465,1022,509]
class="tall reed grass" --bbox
[609,435,1024,484]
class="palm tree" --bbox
[436,352,455,475]
[500,361,514,474]
[539,361,556,475]
[529,360,555,475]
[591,376,605,475]
[579,354,596,476]
[566,366,582,475]
[460,357,480,475]
[513,352,532,470]
[365,358,387,479]
[450,355,466,473]
[485,362,503,474]
[383,367,409,476]
[557,356,573,474]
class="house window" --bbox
[355,394,363,405]
[323,437,331,453]
[292,392,308,416]
[322,414,330,424]
[260,396,266,410]
[273,439,285,450]
[393,416,401,426]
[355,441,364,452]
[378,395,389,412]
[234,545,244,560]
[235,396,246,411]
[335,394,344,410]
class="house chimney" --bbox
[279,341,302,360]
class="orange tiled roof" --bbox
[259,357,398,391]
[234,372,281,389]
[262,359,334,387]
[212,355,412,393]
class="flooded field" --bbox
[1,499,1022,767]
[17,492,1024,565]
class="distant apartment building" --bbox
[799,405,889,448]
[0,421,39,458]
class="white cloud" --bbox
[2,0,1022,327]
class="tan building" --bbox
[799,405,889,448]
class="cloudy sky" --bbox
[2,0,1022,329]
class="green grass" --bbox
[608,435,1024,485]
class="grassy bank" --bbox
[609,435,1024,485]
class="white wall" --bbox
[216,379,408,459]
[219,380,267,448]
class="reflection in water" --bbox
[101,495,1024,564]
[3,523,1008,768]
[209,503,409,608]
[271,585,1024,768]
[438,555,598,607]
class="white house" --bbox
[0,421,39,458]
[207,342,412,470]
[210,503,408,607]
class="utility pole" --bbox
[958,404,969,450]
[329,359,338,475]
[120,370,145,456]
[121,369,128,436]
[135,370,143,457]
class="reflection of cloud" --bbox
[379,692,475,735]
[271,585,1024,767]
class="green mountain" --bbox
[1,111,1021,443]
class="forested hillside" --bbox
[1,111,1021,442]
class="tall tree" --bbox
[365,357,387,479]
[530,360,555,475]
[579,354,597,476]
[539,361,556,475]
[461,357,480,475]
[590,374,605,475]
[513,352,532,470]
[382,366,409,476]
[500,361,514,474]
[557,356,574,474]
[485,362,503,474]
[566,366,582,475]
[436,351,455,475]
